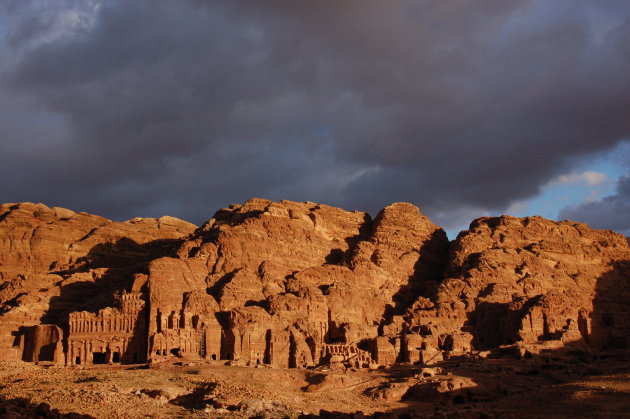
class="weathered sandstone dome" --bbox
[405,215,630,359]
[0,199,628,367]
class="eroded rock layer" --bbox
[405,215,630,360]
[0,200,628,368]
[0,202,196,363]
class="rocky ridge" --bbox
[0,199,628,369]
[406,215,630,359]
[0,202,195,353]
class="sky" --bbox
[0,0,629,238]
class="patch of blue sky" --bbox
[510,140,630,221]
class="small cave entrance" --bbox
[92,352,107,364]
[75,357,81,365]
[170,348,181,357]
[264,329,272,365]
[38,343,56,362]
[439,335,454,351]
[112,352,121,363]
[211,354,217,360]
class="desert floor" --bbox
[0,355,629,418]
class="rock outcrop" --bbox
[0,202,195,363]
[405,215,630,358]
[147,199,447,368]
[1,200,628,369]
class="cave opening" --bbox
[92,352,107,364]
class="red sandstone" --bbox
[1,200,627,371]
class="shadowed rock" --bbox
[0,200,628,374]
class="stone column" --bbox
[86,342,93,365]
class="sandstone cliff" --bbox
[0,200,628,368]
[406,215,630,358]
[0,202,195,362]
[147,199,447,367]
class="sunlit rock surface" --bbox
[0,200,628,368]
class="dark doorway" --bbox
[264,329,272,365]
[38,343,56,362]
[112,352,121,363]
[211,354,217,360]
[170,348,180,357]
[75,357,81,365]
[92,352,107,364]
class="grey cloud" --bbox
[1,0,629,233]
[559,175,630,236]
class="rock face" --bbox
[146,199,447,368]
[0,202,196,363]
[0,200,628,368]
[405,215,630,358]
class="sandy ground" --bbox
[0,354,629,418]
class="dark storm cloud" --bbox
[1,0,630,232]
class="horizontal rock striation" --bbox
[0,200,628,368]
